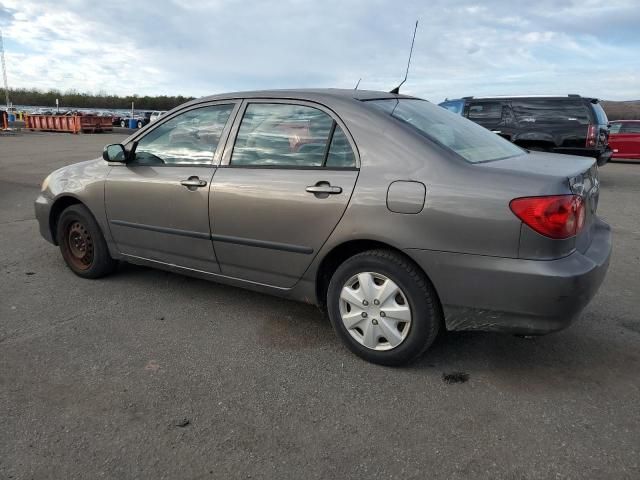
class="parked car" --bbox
[439,95,612,166]
[608,120,640,161]
[120,111,152,129]
[35,89,611,365]
[150,111,167,122]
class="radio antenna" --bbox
[354,78,361,90]
[390,20,418,94]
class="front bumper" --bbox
[406,219,612,334]
[34,193,55,244]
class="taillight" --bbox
[586,124,597,147]
[510,195,586,239]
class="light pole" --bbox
[0,29,10,110]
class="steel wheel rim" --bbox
[64,221,94,270]
[339,272,412,351]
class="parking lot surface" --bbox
[1,132,639,479]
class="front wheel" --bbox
[137,120,143,129]
[327,249,442,366]
[56,204,118,279]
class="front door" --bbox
[210,101,359,288]
[105,102,237,272]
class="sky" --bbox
[0,0,638,102]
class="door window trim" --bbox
[118,100,242,168]
[219,98,360,170]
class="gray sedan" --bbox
[35,89,611,365]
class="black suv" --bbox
[439,95,611,165]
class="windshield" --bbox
[367,99,524,163]
[438,100,465,115]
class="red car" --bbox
[609,120,640,161]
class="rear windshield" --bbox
[367,99,523,163]
[511,99,590,125]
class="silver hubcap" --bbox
[339,272,412,351]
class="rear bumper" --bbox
[406,219,612,334]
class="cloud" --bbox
[1,0,639,101]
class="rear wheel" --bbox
[327,249,441,366]
[57,205,117,279]
[120,119,126,128]
[137,120,143,129]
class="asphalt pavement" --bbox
[1,132,639,479]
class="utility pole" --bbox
[0,29,10,109]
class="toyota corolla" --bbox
[35,89,611,365]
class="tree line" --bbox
[4,87,639,119]
[5,88,196,110]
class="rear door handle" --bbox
[306,185,342,195]
[181,176,207,190]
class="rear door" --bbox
[105,102,238,272]
[210,100,359,288]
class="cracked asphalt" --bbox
[1,132,639,479]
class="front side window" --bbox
[132,104,234,166]
[367,99,524,164]
[231,103,355,168]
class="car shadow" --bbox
[113,263,640,392]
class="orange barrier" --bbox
[1,111,7,130]
[25,114,113,133]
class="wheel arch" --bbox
[315,239,443,313]
[48,195,86,245]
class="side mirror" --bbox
[103,143,127,163]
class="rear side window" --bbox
[621,122,640,134]
[609,122,622,134]
[231,103,355,168]
[467,102,502,120]
[512,99,590,125]
[367,99,524,164]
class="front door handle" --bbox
[181,176,207,190]
[306,184,342,195]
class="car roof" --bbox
[192,88,416,104]
[611,119,640,123]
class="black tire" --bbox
[137,121,143,129]
[120,120,126,128]
[326,249,442,366]
[56,204,117,279]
